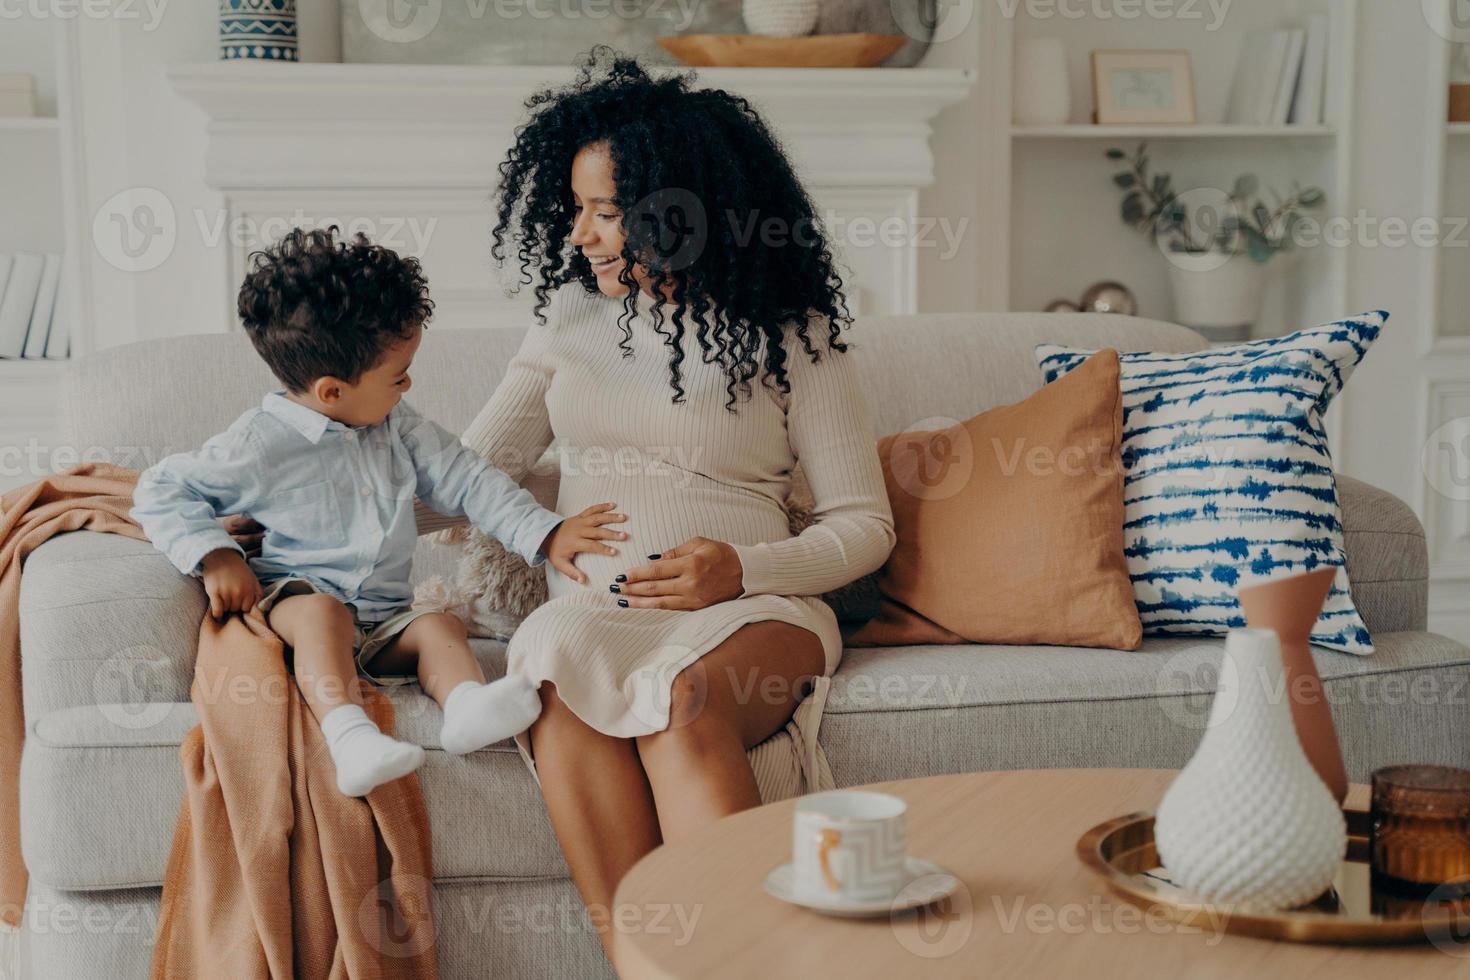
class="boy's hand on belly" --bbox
[612,537,744,611]
[543,502,630,585]
[199,548,264,620]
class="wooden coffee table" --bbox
[611,768,1464,978]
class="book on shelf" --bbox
[45,261,70,360]
[22,253,61,359]
[0,253,44,358]
[1227,16,1336,128]
[1290,14,1329,126]
[0,252,66,360]
[1226,30,1288,127]
[1270,28,1306,126]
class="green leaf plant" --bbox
[1106,143,1326,264]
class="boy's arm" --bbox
[129,423,262,577]
[398,403,563,567]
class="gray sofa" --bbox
[17,313,1470,978]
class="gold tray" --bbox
[1077,809,1470,945]
[657,33,905,69]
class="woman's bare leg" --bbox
[634,621,825,843]
[527,681,662,962]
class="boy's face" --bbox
[307,322,422,427]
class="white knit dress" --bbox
[445,283,895,778]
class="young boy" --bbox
[131,226,626,796]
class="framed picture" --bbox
[1091,50,1196,125]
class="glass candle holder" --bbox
[1370,765,1470,899]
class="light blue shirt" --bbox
[130,392,564,623]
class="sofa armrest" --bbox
[1338,475,1428,635]
[19,531,203,723]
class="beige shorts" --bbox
[256,577,436,687]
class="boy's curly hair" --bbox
[492,46,853,411]
[237,226,434,393]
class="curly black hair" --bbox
[491,46,853,411]
[236,225,434,393]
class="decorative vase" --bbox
[1154,628,1347,912]
[1013,37,1071,126]
[219,0,298,62]
[1164,251,1265,344]
[742,0,820,37]
[1239,567,1349,804]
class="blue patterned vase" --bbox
[219,0,298,62]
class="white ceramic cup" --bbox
[791,790,907,905]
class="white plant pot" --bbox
[1154,629,1347,912]
[1013,37,1071,126]
[742,0,819,37]
[1165,252,1266,344]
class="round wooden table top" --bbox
[611,768,1466,979]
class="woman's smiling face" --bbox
[569,141,641,299]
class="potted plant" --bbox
[1107,143,1325,342]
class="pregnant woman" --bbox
[418,49,895,960]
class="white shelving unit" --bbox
[1002,0,1357,344]
[0,17,84,493]
[1012,124,1337,140]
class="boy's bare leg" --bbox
[371,611,542,754]
[266,591,424,795]
[368,610,485,704]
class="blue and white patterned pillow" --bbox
[1036,312,1385,655]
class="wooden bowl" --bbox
[658,33,906,69]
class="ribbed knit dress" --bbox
[430,282,895,773]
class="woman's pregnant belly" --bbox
[548,469,792,600]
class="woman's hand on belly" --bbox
[611,536,744,611]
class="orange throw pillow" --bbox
[847,349,1142,650]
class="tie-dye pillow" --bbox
[1035,312,1385,655]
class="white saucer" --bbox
[762,857,961,917]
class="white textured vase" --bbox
[1013,37,1071,126]
[1154,629,1347,912]
[742,0,819,37]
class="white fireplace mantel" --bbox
[167,62,973,323]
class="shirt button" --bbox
[360,486,371,497]
[345,430,356,440]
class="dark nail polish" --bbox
[615,574,627,583]
[609,584,621,594]
[647,553,662,560]
[617,598,629,608]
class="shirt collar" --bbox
[261,391,347,444]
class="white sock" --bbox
[319,703,425,797]
[439,676,543,755]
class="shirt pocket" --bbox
[264,480,347,547]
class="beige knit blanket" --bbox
[1,464,437,978]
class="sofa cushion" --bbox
[1036,313,1386,655]
[850,348,1140,650]
[23,630,1470,891]
[821,632,1470,790]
